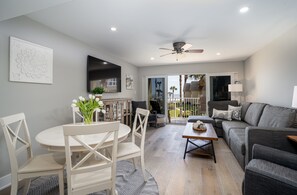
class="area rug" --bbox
[23,160,159,195]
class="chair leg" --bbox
[10,176,18,195]
[132,158,137,170]
[22,178,31,195]
[140,155,147,182]
[58,171,64,195]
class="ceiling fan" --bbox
[160,42,204,61]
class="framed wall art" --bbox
[126,75,133,90]
[9,36,53,84]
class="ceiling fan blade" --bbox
[182,43,192,51]
[160,52,176,57]
[159,48,173,51]
[185,49,204,53]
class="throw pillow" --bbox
[212,108,232,121]
[228,105,242,120]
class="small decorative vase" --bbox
[95,94,103,100]
[82,110,95,124]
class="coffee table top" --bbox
[182,122,218,141]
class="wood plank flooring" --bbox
[0,124,244,195]
[144,124,244,195]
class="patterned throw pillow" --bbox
[228,105,242,120]
[212,108,232,121]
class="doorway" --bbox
[147,77,166,114]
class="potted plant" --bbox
[91,87,105,99]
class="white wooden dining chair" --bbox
[117,108,150,181]
[0,113,65,195]
[63,121,120,195]
[72,107,99,124]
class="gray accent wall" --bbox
[0,16,138,177]
[244,25,297,107]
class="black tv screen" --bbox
[87,55,121,93]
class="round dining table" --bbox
[35,122,131,152]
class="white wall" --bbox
[244,25,297,107]
[137,61,244,100]
[0,16,138,178]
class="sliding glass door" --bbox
[147,77,166,114]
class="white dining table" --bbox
[35,122,131,152]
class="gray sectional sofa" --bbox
[188,100,297,169]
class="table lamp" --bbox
[228,81,243,92]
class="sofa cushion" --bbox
[240,102,251,119]
[244,103,266,126]
[229,128,246,169]
[214,118,224,129]
[258,105,296,128]
[212,108,232,121]
[229,129,246,155]
[222,120,249,133]
[187,115,215,124]
[228,105,242,120]
[208,100,238,117]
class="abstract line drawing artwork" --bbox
[126,75,133,90]
[10,37,53,84]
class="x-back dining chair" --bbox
[72,107,99,124]
[117,108,150,181]
[0,113,65,195]
[63,121,120,195]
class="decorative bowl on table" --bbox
[192,120,207,131]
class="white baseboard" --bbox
[0,174,11,190]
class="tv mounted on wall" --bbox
[87,55,121,93]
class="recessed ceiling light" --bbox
[239,6,249,13]
[216,52,221,56]
[150,57,155,60]
[103,62,108,65]
[110,27,117,32]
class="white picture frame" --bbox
[126,75,133,90]
[9,36,53,84]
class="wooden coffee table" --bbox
[182,122,218,163]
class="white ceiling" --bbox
[2,0,297,67]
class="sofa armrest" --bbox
[252,144,297,170]
[245,126,297,165]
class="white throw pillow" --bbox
[228,105,242,120]
[212,108,232,121]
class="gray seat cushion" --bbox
[258,105,296,128]
[187,115,214,124]
[244,103,266,126]
[222,120,249,132]
[229,129,246,169]
[229,129,246,155]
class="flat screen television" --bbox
[87,55,121,93]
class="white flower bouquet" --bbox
[71,94,106,124]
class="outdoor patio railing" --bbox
[167,97,205,119]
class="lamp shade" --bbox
[292,86,297,108]
[228,83,243,92]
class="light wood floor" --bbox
[144,124,244,195]
[0,124,244,195]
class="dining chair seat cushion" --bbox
[117,143,141,158]
[18,153,65,174]
[72,167,111,190]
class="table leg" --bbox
[183,138,189,159]
[211,140,216,163]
